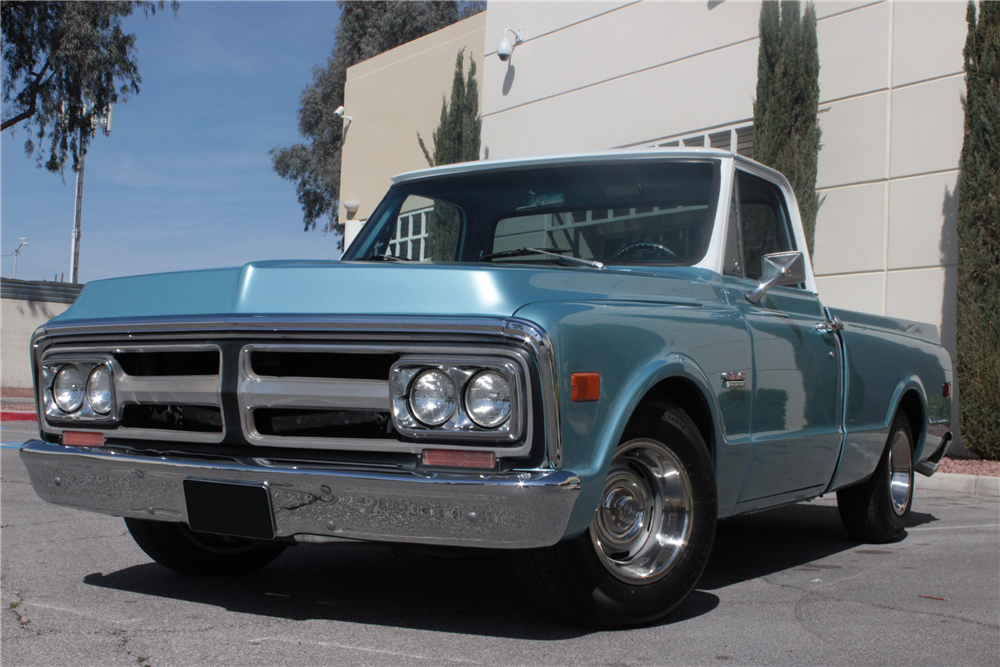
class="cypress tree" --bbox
[418,48,481,260]
[752,0,821,256]
[956,1,1000,460]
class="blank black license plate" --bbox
[183,479,275,540]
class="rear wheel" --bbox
[837,413,914,543]
[125,518,287,576]
[515,399,716,628]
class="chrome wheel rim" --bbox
[888,429,913,516]
[590,438,694,584]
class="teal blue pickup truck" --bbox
[21,149,953,628]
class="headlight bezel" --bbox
[390,356,524,442]
[40,356,118,424]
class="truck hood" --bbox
[52,260,720,324]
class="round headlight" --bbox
[464,370,512,428]
[408,369,457,427]
[87,365,113,415]
[53,365,86,413]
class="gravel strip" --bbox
[938,455,1000,477]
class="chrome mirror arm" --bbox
[744,273,782,304]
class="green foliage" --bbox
[956,1,1000,460]
[1,1,177,174]
[418,48,481,261]
[271,1,484,241]
[752,1,821,256]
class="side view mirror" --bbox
[745,251,806,304]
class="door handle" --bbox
[814,315,844,334]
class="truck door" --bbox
[724,170,844,503]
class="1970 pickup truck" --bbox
[21,149,953,628]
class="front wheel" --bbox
[515,399,717,628]
[125,518,287,576]
[837,413,914,543]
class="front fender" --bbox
[513,299,750,537]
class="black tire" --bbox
[124,518,287,576]
[515,398,717,629]
[837,413,914,543]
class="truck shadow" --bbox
[83,501,937,638]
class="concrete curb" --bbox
[916,472,1000,497]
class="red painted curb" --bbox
[1,411,37,422]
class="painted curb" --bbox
[916,472,1000,497]
[1,411,36,422]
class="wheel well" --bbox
[644,377,714,458]
[897,390,924,450]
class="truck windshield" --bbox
[345,160,720,267]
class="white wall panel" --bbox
[481,40,758,157]
[482,1,760,115]
[886,266,955,347]
[815,272,884,314]
[888,171,959,270]
[484,1,630,54]
[814,1,883,20]
[816,92,888,188]
[817,2,890,102]
[889,76,965,179]
[892,1,966,87]
[813,182,886,275]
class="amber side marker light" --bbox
[422,449,496,469]
[63,431,105,447]
[571,372,600,402]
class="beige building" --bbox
[1,279,83,388]
[339,1,967,446]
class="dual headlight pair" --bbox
[390,359,522,440]
[45,362,115,418]
[409,368,511,428]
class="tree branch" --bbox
[2,59,51,132]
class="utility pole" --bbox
[69,104,112,284]
[70,154,85,283]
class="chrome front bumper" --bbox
[19,440,581,549]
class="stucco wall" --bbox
[340,12,486,247]
[2,299,70,389]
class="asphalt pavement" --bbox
[2,420,998,666]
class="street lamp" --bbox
[3,238,29,279]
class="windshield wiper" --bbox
[360,253,413,262]
[480,247,604,269]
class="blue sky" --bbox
[1,1,343,283]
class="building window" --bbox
[645,124,754,159]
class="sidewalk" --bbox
[1,388,36,422]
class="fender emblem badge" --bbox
[721,371,746,388]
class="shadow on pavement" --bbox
[702,501,938,590]
[83,501,937,636]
